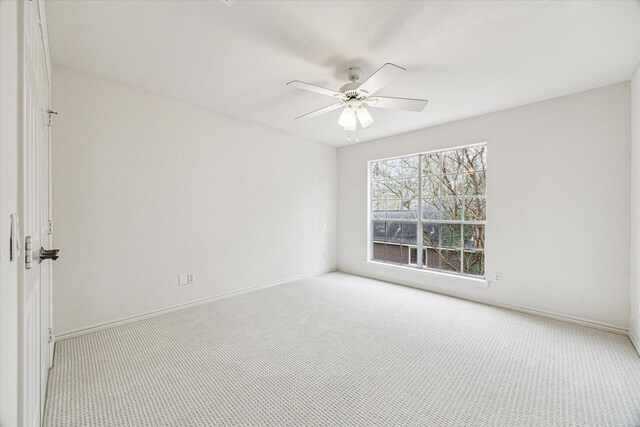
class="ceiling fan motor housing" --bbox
[339,82,364,99]
[340,67,368,99]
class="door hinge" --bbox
[48,220,53,235]
[47,109,58,127]
[48,328,55,343]
[10,213,20,262]
[25,236,32,269]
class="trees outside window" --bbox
[370,144,486,277]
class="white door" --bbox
[22,0,53,425]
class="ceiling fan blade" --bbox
[287,80,343,98]
[295,103,344,120]
[366,96,428,112]
[357,63,406,96]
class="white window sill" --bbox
[366,260,490,288]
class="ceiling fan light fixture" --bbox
[356,107,373,128]
[338,107,357,130]
[288,63,428,137]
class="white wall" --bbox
[0,2,21,424]
[338,83,631,330]
[52,66,337,335]
[630,66,640,350]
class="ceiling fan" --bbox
[287,63,428,132]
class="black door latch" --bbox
[39,247,60,262]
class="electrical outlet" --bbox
[494,272,502,283]
[179,273,188,286]
[187,273,196,284]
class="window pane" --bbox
[402,222,417,245]
[385,179,404,200]
[401,156,419,178]
[464,197,486,221]
[373,243,406,265]
[442,149,463,174]
[409,247,418,265]
[372,199,386,220]
[387,202,416,220]
[423,223,440,247]
[464,225,485,250]
[423,198,462,221]
[423,199,444,220]
[402,197,418,212]
[441,174,462,198]
[386,159,404,179]
[422,175,440,198]
[440,224,462,249]
[372,241,386,261]
[439,249,461,273]
[372,161,387,181]
[372,181,387,199]
[464,145,487,173]
[385,221,403,244]
[422,153,441,176]
[402,178,419,200]
[443,197,463,220]
[372,221,386,242]
[425,247,439,268]
[387,198,401,212]
[463,251,484,276]
[464,172,486,196]
[375,243,409,266]
[399,245,411,266]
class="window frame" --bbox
[368,142,487,279]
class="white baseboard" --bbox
[337,268,629,335]
[629,332,640,357]
[56,268,336,341]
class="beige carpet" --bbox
[44,272,640,426]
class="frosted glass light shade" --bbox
[338,108,357,131]
[357,107,373,128]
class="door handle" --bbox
[39,247,60,262]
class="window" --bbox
[369,144,486,278]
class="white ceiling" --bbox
[47,1,640,147]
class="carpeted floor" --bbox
[44,272,640,426]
